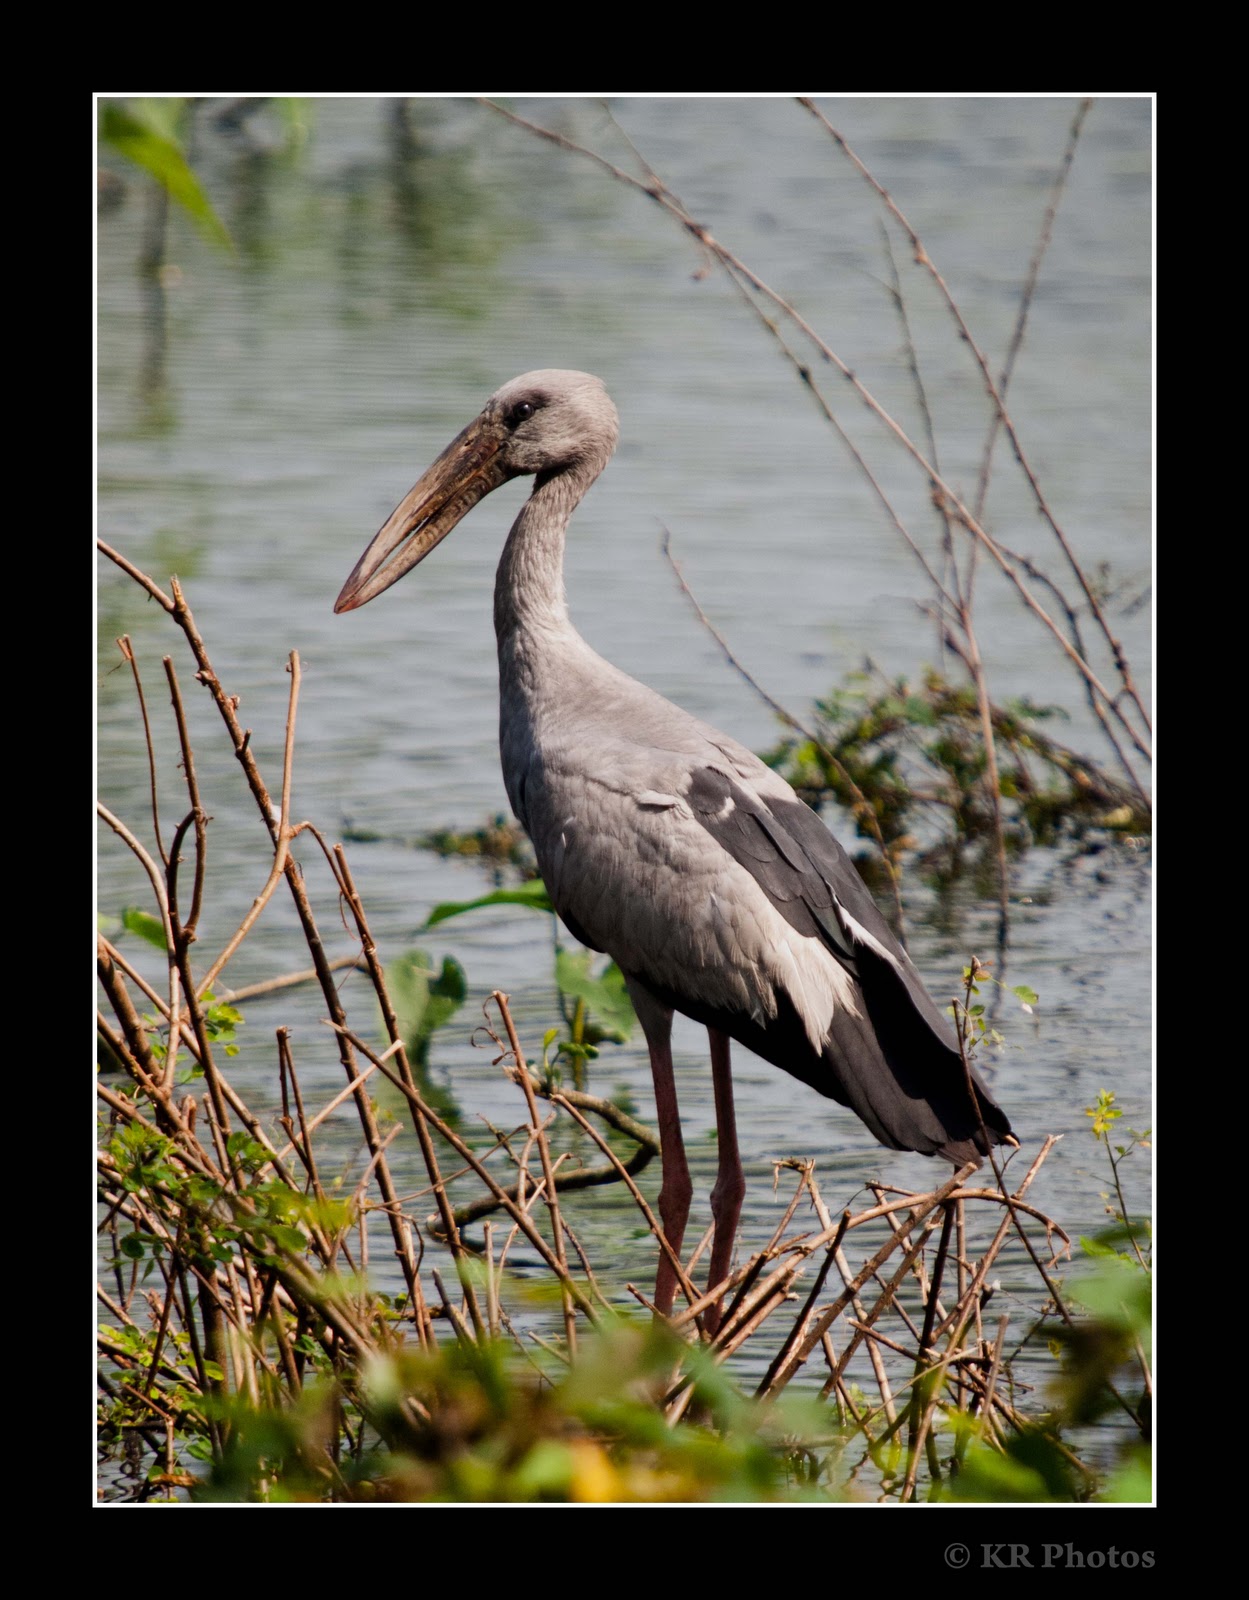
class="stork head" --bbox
[334,369,619,613]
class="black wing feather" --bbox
[683,764,1012,1162]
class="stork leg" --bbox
[627,982,690,1318]
[704,1027,745,1338]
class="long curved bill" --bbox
[334,415,512,613]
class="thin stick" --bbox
[755,1211,850,1397]
[116,635,169,867]
[328,843,465,1320]
[97,803,176,954]
[215,953,366,1004]
[483,1222,499,1338]
[972,100,1091,525]
[282,1043,386,1150]
[141,1225,184,1400]
[367,1049,598,1323]
[492,992,577,1355]
[548,1089,701,1323]
[979,1313,1012,1448]
[276,1028,321,1194]
[162,657,209,940]
[769,1167,973,1397]
[194,653,302,998]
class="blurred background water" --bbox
[98,96,1151,1423]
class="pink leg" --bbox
[627,982,690,1318]
[704,1028,745,1338]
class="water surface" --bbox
[98,96,1152,1457]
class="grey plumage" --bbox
[502,632,1007,1165]
[336,369,1012,1319]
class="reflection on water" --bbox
[98,97,1151,1430]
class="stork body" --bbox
[336,370,1012,1327]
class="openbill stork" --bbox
[335,370,1013,1329]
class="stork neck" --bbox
[493,459,597,645]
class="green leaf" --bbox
[1066,1256,1151,1330]
[388,949,468,1057]
[1099,1446,1152,1503]
[423,879,553,927]
[558,1040,599,1065]
[124,97,187,142]
[122,905,168,951]
[509,1439,574,1498]
[1083,1218,1151,1257]
[99,103,232,248]
[945,1435,1071,1502]
[1085,1091,1123,1137]
[554,952,635,1042]
[272,97,313,146]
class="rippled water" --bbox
[98,97,1152,1455]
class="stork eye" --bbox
[509,401,536,427]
